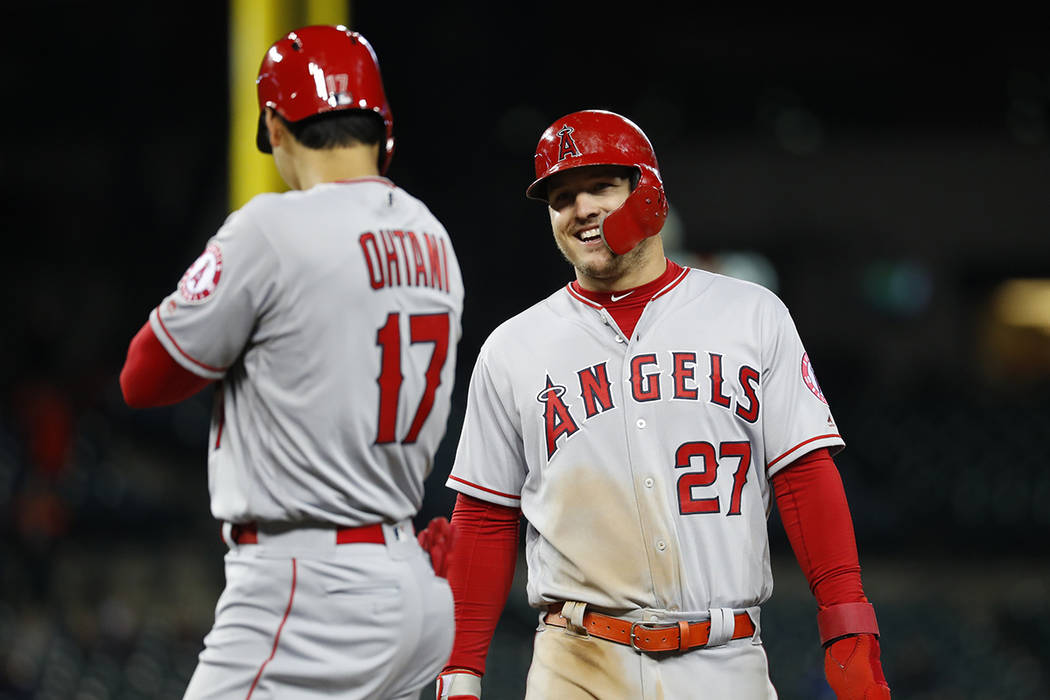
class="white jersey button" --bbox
[644,477,654,488]
[656,540,667,551]
[636,418,646,429]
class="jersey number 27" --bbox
[675,440,752,516]
[374,311,451,445]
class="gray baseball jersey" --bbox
[151,177,463,527]
[447,265,842,616]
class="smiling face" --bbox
[546,165,665,291]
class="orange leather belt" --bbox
[226,522,386,545]
[544,603,755,653]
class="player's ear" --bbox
[264,108,285,149]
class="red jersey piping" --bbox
[246,558,298,699]
[154,309,225,373]
[448,475,521,501]
[768,434,842,469]
[332,176,395,187]
[651,267,690,300]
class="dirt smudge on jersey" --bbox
[541,461,679,608]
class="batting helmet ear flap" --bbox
[599,163,668,255]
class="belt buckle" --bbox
[629,621,670,652]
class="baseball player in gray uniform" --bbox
[435,111,890,699]
[119,26,463,699]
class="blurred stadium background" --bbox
[3,2,1049,698]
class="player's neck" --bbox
[290,143,382,190]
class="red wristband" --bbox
[817,602,880,646]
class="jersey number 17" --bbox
[374,311,451,445]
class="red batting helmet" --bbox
[526,110,668,255]
[255,25,394,173]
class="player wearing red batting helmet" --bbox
[121,24,463,699]
[436,110,890,699]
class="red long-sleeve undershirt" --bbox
[444,493,521,675]
[443,447,865,674]
[120,321,213,408]
[772,447,866,608]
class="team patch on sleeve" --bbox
[178,243,223,304]
[801,352,828,404]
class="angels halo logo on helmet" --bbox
[254,25,395,174]
[526,110,668,255]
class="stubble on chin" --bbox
[556,236,651,282]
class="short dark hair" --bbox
[280,109,385,151]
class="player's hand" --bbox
[417,516,456,578]
[436,669,481,699]
[824,633,891,699]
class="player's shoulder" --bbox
[206,193,291,253]
[479,286,570,352]
[682,265,789,313]
[225,190,287,228]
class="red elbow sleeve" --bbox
[772,448,867,609]
[120,321,212,408]
[444,493,521,675]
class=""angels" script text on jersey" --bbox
[537,352,760,459]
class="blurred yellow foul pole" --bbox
[229,0,351,212]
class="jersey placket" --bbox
[599,303,683,614]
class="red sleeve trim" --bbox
[768,434,842,469]
[447,474,521,501]
[771,448,866,609]
[154,308,226,373]
[445,493,520,675]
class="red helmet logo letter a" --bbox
[556,126,580,162]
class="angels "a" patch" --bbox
[179,243,223,303]
[801,352,828,404]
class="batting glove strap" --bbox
[817,602,880,647]
[436,670,482,700]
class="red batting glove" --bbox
[824,633,891,699]
[417,516,455,578]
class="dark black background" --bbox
[3,2,1049,698]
